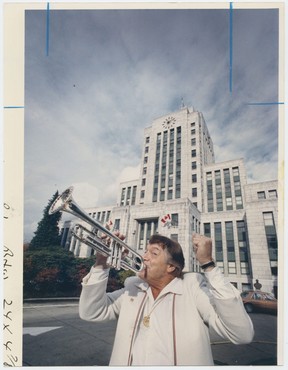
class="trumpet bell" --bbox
[49,187,74,214]
[49,186,144,273]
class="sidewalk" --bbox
[23,298,278,366]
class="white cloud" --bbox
[246,159,279,183]
[117,165,141,183]
[69,183,100,208]
[23,8,280,242]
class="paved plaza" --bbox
[22,299,278,366]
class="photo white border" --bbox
[2,1,286,367]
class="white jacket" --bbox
[79,267,254,366]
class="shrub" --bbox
[23,246,135,298]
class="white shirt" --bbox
[82,266,246,365]
[132,282,176,365]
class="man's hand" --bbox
[93,227,126,269]
[94,253,109,269]
[192,233,214,269]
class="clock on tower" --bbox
[162,116,176,129]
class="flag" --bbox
[161,214,172,228]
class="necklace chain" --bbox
[142,294,168,328]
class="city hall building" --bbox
[60,106,278,295]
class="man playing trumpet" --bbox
[79,232,254,366]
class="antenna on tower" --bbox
[181,97,185,108]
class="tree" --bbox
[29,191,62,250]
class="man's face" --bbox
[138,243,173,283]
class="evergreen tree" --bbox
[29,191,62,250]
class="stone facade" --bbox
[60,107,278,295]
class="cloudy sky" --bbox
[24,5,280,242]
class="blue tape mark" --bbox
[4,106,25,109]
[229,2,233,93]
[46,3,50,56]
[246,102,285,106]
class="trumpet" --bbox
[49,186,144,273]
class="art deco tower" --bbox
[135,105,215,210]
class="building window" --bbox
[192,187,197,197]
[191,149,196,157]
[226,197,232,210]
[207,173,213,212]
[192,174,197,183]
[224,168,231,183]
[240,262,250,275]
[207,199,213,212]
[216,177,223,211]
[191,161,197,170]
[191,122,195,127]
[168,128,175,192]
[215,170,221,185]
[170,234,178,241]
[131,186,137,205]
[176,184,181,199]
[144,156,148,164]
[216,183,222,194]
[228,262,236,274]
[263,212,278,274]
[257,191,266,199]
[153,133,162,202]
[142,178,146,186]
[114,219,120,230]
[191,128,196,135]
[161,131,168,204]
[101,212,106,223]
[126,187,131,205]
[216,198,223,211]
[191,138,196,146]
[225,182,232,197]
[204,223,211,237]
[232,166,240,182]
[145,136,150,143]
[234,181,242,196]
[174,127,181,199]
[120,188,125,206]
[207,184,213,198]
[152,190,158,202]
[223,169,233,211]
[268,190,277,199]
[214,222,223,262]
[235,195,243,209]
[145,146,149,154]
[225,221,235,262]
[140,190,145,199]
[171,213,179,226]
[237,220,250,275]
